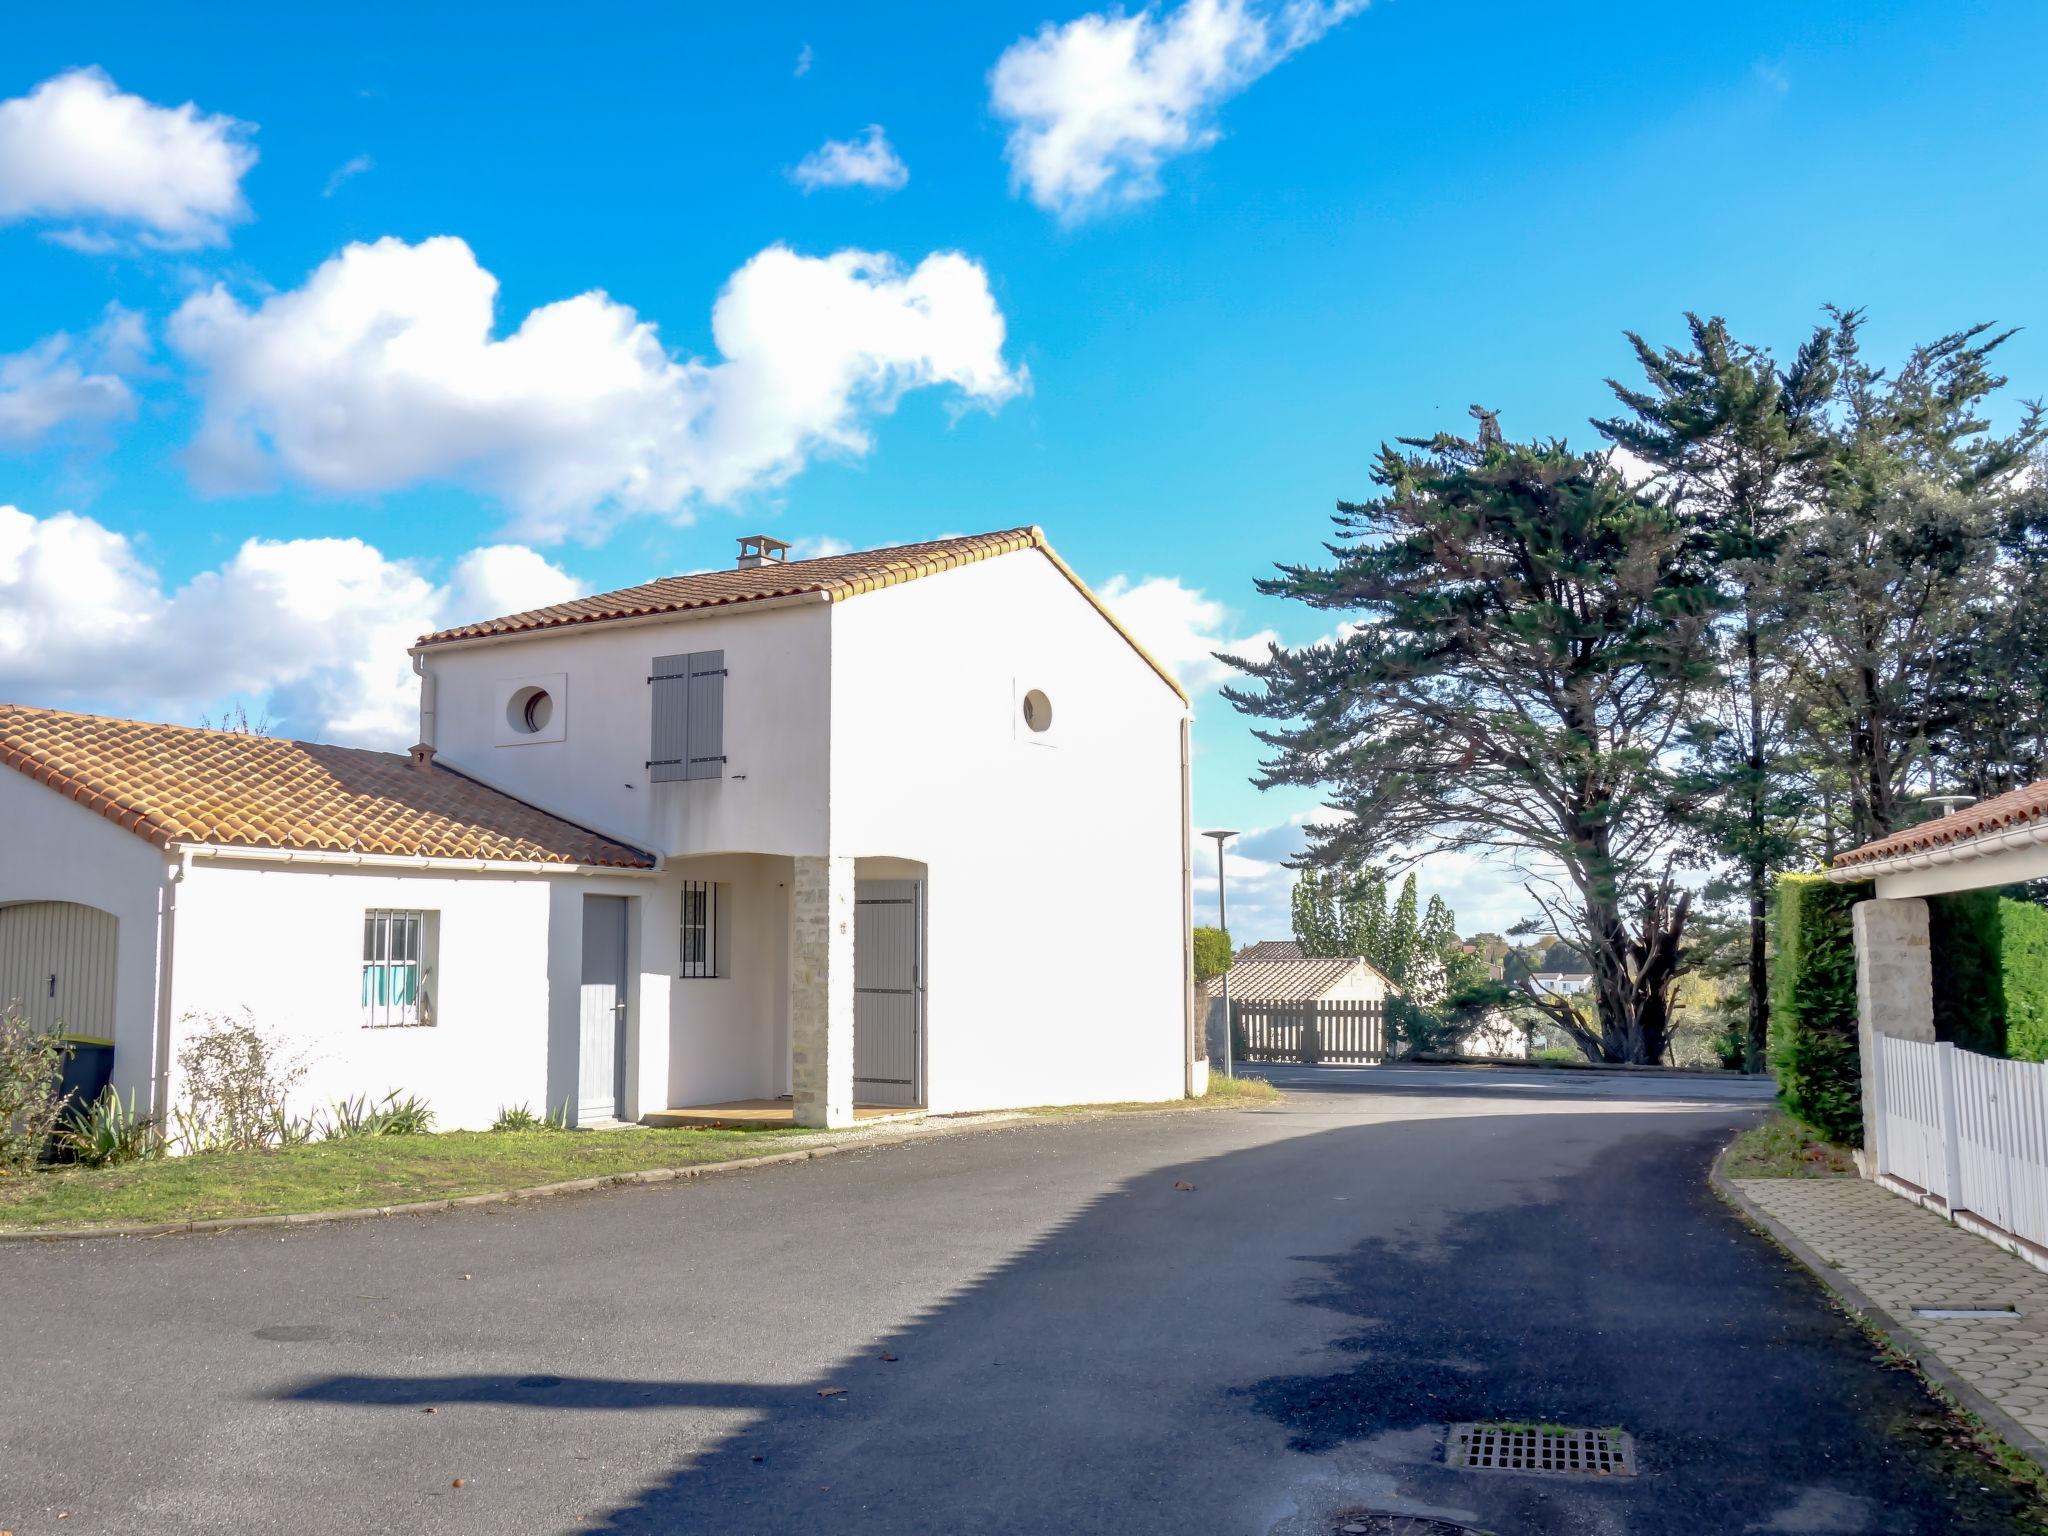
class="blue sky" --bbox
[3,0,2044,940]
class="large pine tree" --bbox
[1229,410,1715,1063]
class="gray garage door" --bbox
[854,880,923,1107]
[0,900,117,1041]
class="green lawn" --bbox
[0,1125,815,1232]
[1721,1107,1858,1179]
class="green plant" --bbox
[174,1011,306,1153]
[1711,1028,1747,1072]
[492,1103,548,1132]
[1928,890,2008,1056]
[1191,926,1232,984]
[546,1098,573,1130]
[58,1087,160,1168]
[0,1004,72,1172]
[328,1090,435,1139]
[1770,873,1869,1144]
[2004,898,2048,1063]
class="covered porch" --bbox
[640,853,928,1130]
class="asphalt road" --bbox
[4,1064,2043,1534]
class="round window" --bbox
[507,685,554,735]
[1021,688,1053,733]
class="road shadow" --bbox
[274,1110,2044,1535]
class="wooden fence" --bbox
[1875,1034,2048,1272]
[1233,999,1387,1065]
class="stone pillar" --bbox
[791,855,856,1129]
[1853,896,1935,1179]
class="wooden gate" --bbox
[1235,999,1386,1065]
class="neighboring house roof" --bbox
[0,704,655,868]
[1234,940,1304,962]
[412,525,1188,703]
[1203,952,1391,1003]
[1832,779,2048,875]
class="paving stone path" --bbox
[1738,1175,2048,1452]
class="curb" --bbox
[1710,1144,2048,1477]
[0,1110,1039,1245]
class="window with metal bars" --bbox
[680,882,718,978]
[362,909,435,1027]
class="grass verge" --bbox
[1721,1106,1858,1179]
[1028,1072,1284,1116]
[0,1125,814,1233]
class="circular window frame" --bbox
[1021,688,1053,734]
[507,685,555,736]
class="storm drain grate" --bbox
[1447,1423,1636,1477]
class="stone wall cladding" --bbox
[791,855,856,1127]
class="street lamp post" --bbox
[1204,829,1238,1079]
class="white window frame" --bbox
[362,909,438,1027]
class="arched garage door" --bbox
[0,900,118,1043]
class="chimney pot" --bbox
[736,534,792,570]
[409,741,436,773]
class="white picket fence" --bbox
[1874,1034,2048,1269]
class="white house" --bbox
[0,528,1197,1132]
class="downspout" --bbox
[151,847,191,1121]
[1180,715,1198,1097]
[412,650,437,751]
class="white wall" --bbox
[172,860,575,1131]
[422,601,832,860]
[0,771,168,1108]
[658,853,792,1108]
[829,550,1189,1111]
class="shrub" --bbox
[328,1090,435,1138]
[492,1103,562,1133]
[1770,873,1870,1145]
[0,1003,71,1172]
[58,1087,161,1167]
[174,1011,306,1153]
[2003,899,2048,1063]
[1928,890,2008,1055]
[1192,926,1232,983]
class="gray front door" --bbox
[854,880,923,1107]
[579,895,629,1123]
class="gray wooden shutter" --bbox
[685,650,725,780]
[648,653,692,782]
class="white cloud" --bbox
[794,44,815,77]
[0,305,147,449]
[169,236,1024,542]
[322,153,374,197]
[0,67,256,248]
[0,504,579,746]
[989,0,1365,220]
[1097,573,1275,693]
[790,125,909,192]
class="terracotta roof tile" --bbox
[1834,779,2048,871]
[1200,953,1393,1003]
[414,525,1188,703]
[0,704,655,868]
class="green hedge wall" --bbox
[1999,899,2048,1062]
[1928,890,2009,1057]
[1770,873,1871,1146]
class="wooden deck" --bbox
[642,1100,925,1129]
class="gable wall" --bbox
[828,549,1190,1110]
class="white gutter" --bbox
[1179,714,1197,1096]
[177,843,661,877]
[407,589,832,659]
[1827,819,2048,882]
[150,848,190,1120]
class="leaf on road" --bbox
[817,1387,847,1398]
[1173,1180,1196,1191]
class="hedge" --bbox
[1928,890,2009,1057]
[1997,898,2048,1062]
[1770,873,1870,1146]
